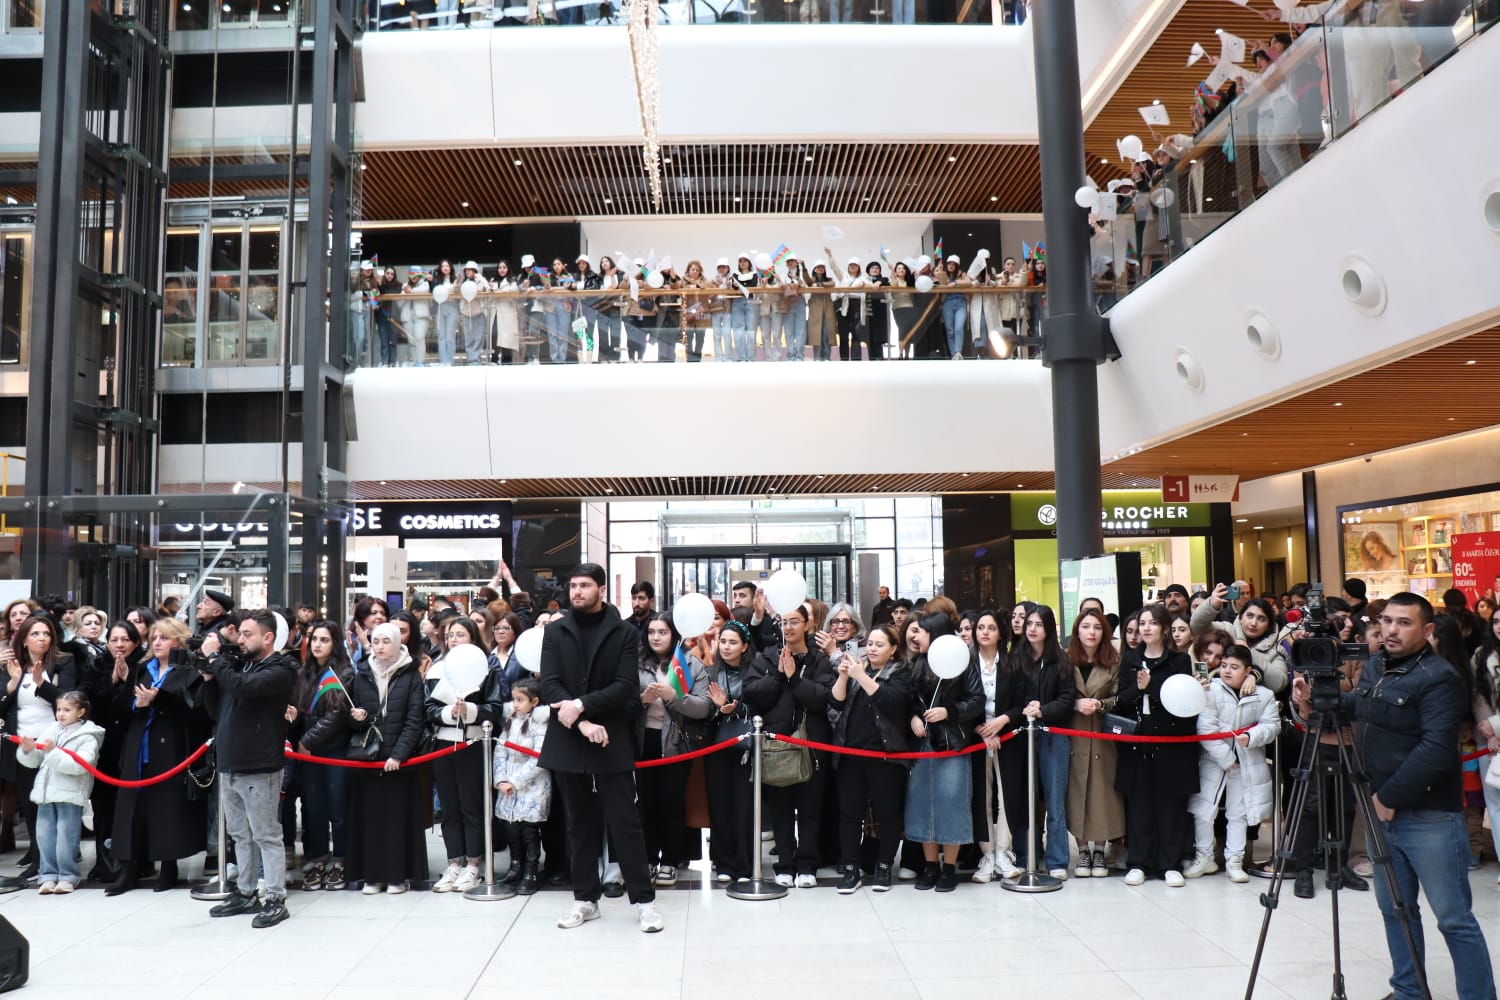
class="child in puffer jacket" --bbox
[494,676,551,896]
[1185,645,1281,883]
[18,691,105,894]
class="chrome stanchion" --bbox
[192,774,233,900]
[1002,718,1063,893]
[1248,735,1281,879]
[466,722,516,901]
[728,717,786,901]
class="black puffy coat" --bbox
[743,646,835,741]
[202,649,297,775]
[347,652,427,764]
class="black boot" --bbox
[154,859,180,892]
[106,864,139,897]
[500,827,524,886]
[935,863,958,892]
[518,824,541,896]
[915,862,940,891]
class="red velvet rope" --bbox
[768,731,1014,760]
[5,734,212,789]
[284,739,474,769]
[498,734,749,768]
[1043,724,1255,744]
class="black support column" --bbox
[1032,0,1111,562]
[1302,471,1320,583]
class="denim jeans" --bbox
[300,761,349,862]
[761,309,783,360]
[375,310,398,365]
[731,300,756,360]
[712,312,732,360]
[781,306,807,361]
[36,801,83,885]
[891,0,914,22]
[462,309,488,363]
[435,302,459,365]
[1036,730,1072,870]
[942,296,968,356]
[222,771,287,901]
[544,308,571,364]
[1372,808,1496,1000]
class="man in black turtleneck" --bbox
[539,563,662,934]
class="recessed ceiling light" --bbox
[804,155,813,163]
[1099,158,1109,166]
[1235,517,1248,523]
[1466,359,1477,365]
[863,197,871,203]
[603,198,612,205]
[947,155,957,163]
[990,195,998,202]
[663,157,672,164]
[961,473,969,477]
[513,159,522,166]
[1252,525,1265,530]
[1332,401,1343,407]
[358,163,367,171]
[379,480,387,485]
[460,201,469,208]
[1016,483,1024,488]
[604,487,615,494]
[734,197,742,203]
[1448,417,1456,421]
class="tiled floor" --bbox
[2,835,1497,1000]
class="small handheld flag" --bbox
[670,645,692,698]
[772,244,791,267]
[934,238,944,262]
[309,667,343,712]
[1022,240,1033,262]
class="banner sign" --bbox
[1162,475,1240,503]
[1451,532,1500,606]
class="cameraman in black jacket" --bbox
[200,609,298,929]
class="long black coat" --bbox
[83,647,145,779]
[538,606,640,775]
[347,656,427,764]
[112,659,210,862]
[743,646,836,741]
[1113,648,1199,798]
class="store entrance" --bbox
[662,545,851,608]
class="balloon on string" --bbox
[272,612,290,652]
[672,592,715,638]
[754,252,773,271]
[1074,185,1099,209]
[1160,672,1207,717]
[460,280,478,302]
[432,283,450,304]
[914,275,935,294]
[442,644,490,698]
[515,626,546,675]
[762,569,808,616]
[645,270,665,289]
[927,634,970,679]
[1119,134,1145,160]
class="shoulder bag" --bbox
[346,684,389,762]
[762,709,812,787]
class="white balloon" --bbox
[754,252,773,271]
[272,612,289,652]
[1074,185,1098,209]
[1120,134,1145,160]
[914,275,935,294]
[442,644,490,698]
[1150,186,1177,209]
[460,279,478,302]
[1160,672,1207,718]
[672,592,715,638]
[927,634,970,680]
[645,271,665,289]
[763,569,808,616]
[515,626,546,675]
[432,283,450,304]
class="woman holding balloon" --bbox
[431,259,461,366]
[903,612,983,892]
[1113,603,1201,888]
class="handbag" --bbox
[346,685,389,763]
[1102,712,1138,737]
[762,714,812,788]
[185,743,216,801]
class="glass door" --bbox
[662,546,850,608]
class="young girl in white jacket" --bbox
[18,691,105,894]
[494,676,551,895]
[1185,645,1280,882]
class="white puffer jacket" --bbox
[17,720,105,808]
[1188,678,1281,824]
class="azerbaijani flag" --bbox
[669,645,692,699]
[309,667,342,712]
[879,244,892,265]
[1034,242,1047,264]
[934,238,943,262]
[771,243,791,267]
[1022,240,1033,263]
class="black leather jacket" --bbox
[1343,647,1467,812]
[828,661,912,768]
[907,656,984,752]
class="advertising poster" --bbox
[1450,533,1500,605]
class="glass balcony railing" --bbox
[1094,0,1494,305]
[367,0,1027,29]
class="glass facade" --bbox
[1339,485,1500,605]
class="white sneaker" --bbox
[226,862,240,882]
[897,867,918,880]
[760,830,774,841]
[1164,870,1186,888]
[1048,868,1070,881]
[714,871,732,884]
[773,873,794,888]
[794,873,817,889]
[972,854,997,883]
[452,866,481,892]
[433,862,463,893]
[995,850,1020,879]
[654,865,678,887]
[1124,868,1146,886]
[386,882,408,894]
[1184,851,1218,879]
[361,882,385,895]
[558,900,601,929]
[1226,856,1249,884]
[637,901,664,934]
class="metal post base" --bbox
[726,877,788,901]
[1001,871,1065,893]
[1245,860,1277,880]
[190,876,235,901]
[463,882,518,902]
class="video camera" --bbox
[1290,584,1368,712]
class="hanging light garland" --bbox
[627,0,664,210]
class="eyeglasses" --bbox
[830,619,854,627]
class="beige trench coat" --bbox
[1067,661,1126,843]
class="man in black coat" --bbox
[194,589,236,639]
[540,563,662,934]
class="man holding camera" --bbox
[1293,593,1494,1000]
[200,609,298,928]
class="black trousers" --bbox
[636,729,690,867]
[1124,759,1190,875]
[998,736,1030,859]
[556,770,655,904]
[837,756,906,868]
[835,311,862,361]
[1291,743,1355,870]
[867,308,888,359]
[764,752,829,876]
[433,740,487,860]
[704,748,753,878]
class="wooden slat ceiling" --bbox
[1084,1,1275,172]
[1108,326,1500,481]
[356,142,1043,220]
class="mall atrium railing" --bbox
[1092,0,1495,303]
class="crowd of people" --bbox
[0,566,1494,992]
[366,0,1029,29]
[347,249,1051,367]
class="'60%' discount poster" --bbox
[1450,533,1500,605]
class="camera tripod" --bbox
[1244,703,1431,1000]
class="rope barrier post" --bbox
[1002,718,1063,894]
[191,775,234,900]
[1248,734,1281,880]
[465,722,515,901]
[727,717,786,901]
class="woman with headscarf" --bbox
[345,622,429,894]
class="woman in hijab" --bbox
[344,622,429,894]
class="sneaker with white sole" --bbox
[1048,868,1070,881]
[654,865,678,887]
[994,850,1020,879]
[794,873,817,889]
[1226,855,1249,883]
[386,882,407,894]
[773,873,794,888]
[1183,851,1218,879]
[1090,850,1109,879]
[1164,870,1186,888]
[558,900,601,929]
[972,854,997,883]
[361,882,385,895]
[452,867,481,893]
[1124,868,1146,886]
[637,901,664,933]
[433,863,463,893]
[1073,856,1093,879]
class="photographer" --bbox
[1293,593,1495,1000]
[1191,584,1289,694]
[199,609,298,929]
